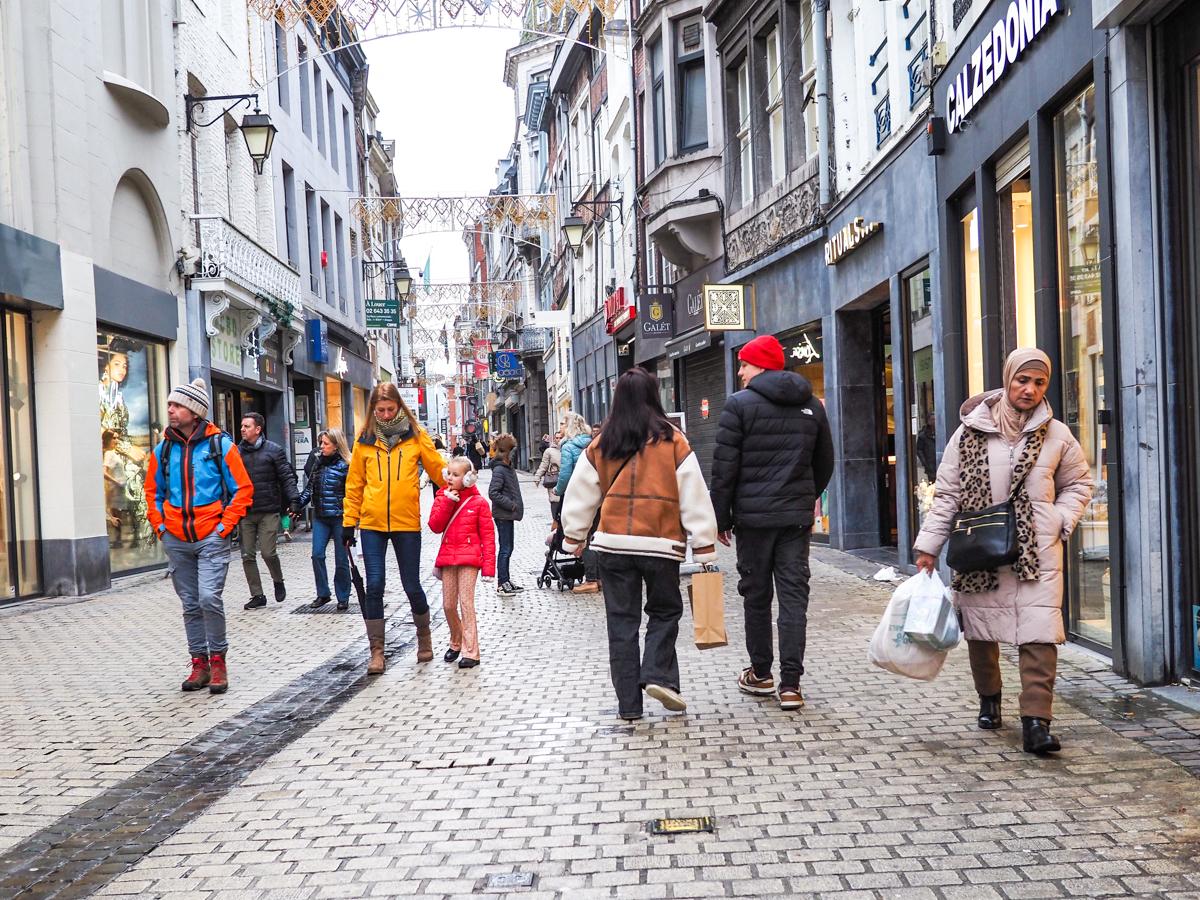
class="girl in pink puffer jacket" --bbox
[429,458,496,669]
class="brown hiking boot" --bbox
[414,611,433,662]
[208,651,228,694]
[181,655,210,692]
[365,619,386,675]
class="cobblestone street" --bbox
[4,473,1200,899]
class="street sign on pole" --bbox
[365,297,401,328]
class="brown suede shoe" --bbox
[414,611,433,662]
[365,619,386,675]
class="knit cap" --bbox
[168,377,210,418]
[738,335,785,371]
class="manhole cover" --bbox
[484,872,534,890]
[650,816,715,835]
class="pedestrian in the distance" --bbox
[429,457,495,668]
[914,348,1093,755]
[534,436,562,524]
[488,433,525,595]
[237,412,301,609]
[297,428,352,611]
[342,383,447,675]
[424,436,450,501]
[561,367,719,720]
[145,378,253,694]
[466,437,483,472]
[555,412,600,594]
[709,335,834,711]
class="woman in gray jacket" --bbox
[489,433,524,596]
[914,349,1093,755]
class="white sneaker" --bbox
[645,684,687,712]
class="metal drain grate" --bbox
[650,816,715,835]
[484,872,535,890]
[289,602,361,615]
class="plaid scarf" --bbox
[374,413,411,450]
[951,422,1048,594]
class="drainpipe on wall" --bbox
[813,0,833,208]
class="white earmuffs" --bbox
[443,465,478,489]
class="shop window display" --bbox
[962,208,984,396]
[1054,83,1110,648]
[98,331,167,573]
[904,268,937,546]
[781,324,830,537]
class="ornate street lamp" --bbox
[184,93,277,175]
[561,215,587,254]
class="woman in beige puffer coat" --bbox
[914,348,1093,755]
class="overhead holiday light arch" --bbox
[352,195,555,235]
[253,0,625,37]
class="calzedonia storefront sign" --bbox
[946,0,1062,134]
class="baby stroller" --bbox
[537,522,586,591]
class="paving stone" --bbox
[3,473,1200,899]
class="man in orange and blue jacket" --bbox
[145,378,253,695]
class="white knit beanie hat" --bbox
[168,377,210,418]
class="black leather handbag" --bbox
[945,500,1019,573]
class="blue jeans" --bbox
[496,519,514,584]
[311,516,350,602]
[163,531,232,655]
[359,529,427,620]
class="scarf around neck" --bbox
[374,413,411,449]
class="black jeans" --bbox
[735,525,812,689]
[596,553,683,717]
[359,530,428,620]
[495,519,514,584]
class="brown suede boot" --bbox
[365,619,386,675]
[414,611,433,662]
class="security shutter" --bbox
[681,345,727,480]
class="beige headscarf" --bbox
[994,348,1052,446]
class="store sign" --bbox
[638,291,675,339]
[703,284,748,331]
[785,329,823,365]
[306,318,329,365]
[673,261,723,336]
[492,349,524,380]
[473,339,490,380]
[604,287,635,334]
[946,0,1062,134]
[397,386,420,411]
[210,313,243,376]
[293,429,313,468]
[260,335,282,389]
[332,346,349,377]
[365,297,400,328]
[825,217,883,265]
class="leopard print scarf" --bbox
[951,421,1048,594]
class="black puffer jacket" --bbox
[488,461,524,522]
[709,370,835,532]
[238,437,301,514]
[299,454,349,520]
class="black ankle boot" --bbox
[978,693,1002,730]
[1021,716,1061,754]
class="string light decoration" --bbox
[253,0,616,35]
[352,195,555,235]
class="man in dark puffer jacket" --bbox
[710,335,834,711]
[237,413,301,609]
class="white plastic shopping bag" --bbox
[868,573,950,681]
[903,571,961,650]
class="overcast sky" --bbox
[370,30,521,284]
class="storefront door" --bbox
[1055,82,1112,650]
[875,305,898,547]
[1,311,41,599]
[1167,2,1200,674]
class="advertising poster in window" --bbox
[98,331,167,573]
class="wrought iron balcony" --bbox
[519,327,550,356]
[875,94,893,148]
[195,216,301,315]
[909,45,929,109]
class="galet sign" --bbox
[946,0,1061,134]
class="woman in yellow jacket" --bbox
[343,383,446,674]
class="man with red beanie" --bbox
[709,334,834,710]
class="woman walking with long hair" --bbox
[298,428,353,611]
[560,367,719,720]
[343,383,447,674]
[914,349,1093,754]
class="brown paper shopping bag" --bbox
[688,569,727,649]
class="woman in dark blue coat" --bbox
[298,428,352,610]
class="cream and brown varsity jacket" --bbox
[560,430,719,564]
